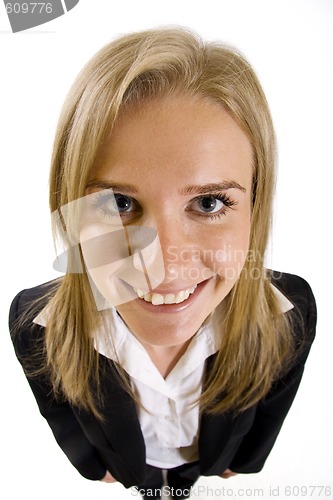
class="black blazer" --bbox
[9,271,316,488]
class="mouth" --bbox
[134,284,198,305]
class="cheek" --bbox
[79,224,166,308]
[202,220,251,279]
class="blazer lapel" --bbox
[198,355,235,471]
[96,355,146,479]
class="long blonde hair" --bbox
[45,27,294,417]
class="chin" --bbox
[125,313,208,348]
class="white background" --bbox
[1,0,332,498]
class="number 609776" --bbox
[5,3,53,14]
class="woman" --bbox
[9,28,316,500]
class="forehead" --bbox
[90,95,253,189]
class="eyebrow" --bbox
[86,181,139,194]
[180,182,246,195]
[86,180,246,195]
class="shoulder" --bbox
[9,279,60,323]
[270,270,315,302]
[270,270,317,360]
[9,279,60,359]
[270,270,316,323]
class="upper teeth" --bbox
[134,285,197,305]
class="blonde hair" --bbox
[45,27,294,417]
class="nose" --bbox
[148,215,213,287]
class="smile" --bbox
[133,285,197,305]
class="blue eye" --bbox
[92,192,137,219]
[188,193,237,219]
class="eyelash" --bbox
[91,191,237,221]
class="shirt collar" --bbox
[270,283,294,313]
[94,307,219,394]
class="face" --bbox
[81,95,253,350]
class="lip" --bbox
[136,277,210,296]
[143,282,198,295]
[133,278,211,314]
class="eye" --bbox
[188,193,236,219]
[92,192,138,219]
[191,196,225,213]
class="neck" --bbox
[142,339,192,378]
